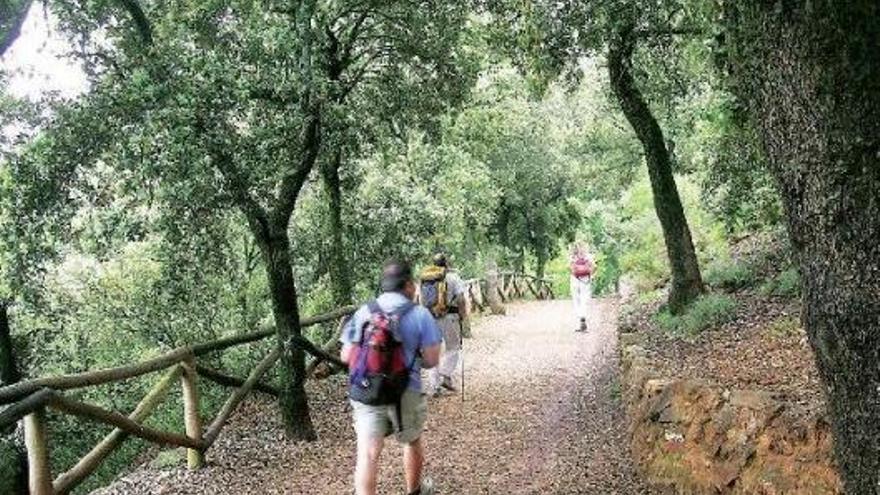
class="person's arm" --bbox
[421,343,441,369]
[340,343,355,363]
[418,308,443,369]
[338,310,362,363]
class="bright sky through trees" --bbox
[1,3,86,100]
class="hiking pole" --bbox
[460,319,465,403]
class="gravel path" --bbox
[97,299,656,495]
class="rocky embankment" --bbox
[619,333,840,494]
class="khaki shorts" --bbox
[350,389,427,444]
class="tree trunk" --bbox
[724,3,880,492]
[607,27,704,314]
[320,150,353,307]
[261,233,316,441]
[0,0,32,56]
[534,252,547,280]
[0,301,26,493]
[0,301,20,386]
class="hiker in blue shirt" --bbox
[340,259,442,495]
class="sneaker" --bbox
[407,476,435,495]
[432,386,443,398]
[440,375,457,392]
[420,476,435,495]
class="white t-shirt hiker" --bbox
[570,250,594,332]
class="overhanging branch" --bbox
[0,0,32,56]
[117,0,152,45]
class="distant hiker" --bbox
[419,253,468,397]
[340,259,442,495]
[570,243,595,332]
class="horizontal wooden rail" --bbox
[53,366,184,495]
[0,388,54,431]
[289,335,348,371]
[0,305,358,406]
[195,365,279,397]
[0,348,195,406]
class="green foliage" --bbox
[656,293,737,337]
[150,449,185,470]
[704,259,755,290]
[0,438,21,494]
[759,268,801,298]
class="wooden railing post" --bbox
[24,408,52,495]
[180,360,204,470]
[485,265,506,315]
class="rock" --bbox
[728,390,779,412]
[623,365,841,494]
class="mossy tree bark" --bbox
[260,231,316,441]
[320,150,353,307]
[0,301,20,387]
[724,2,880,491]
[607,25,704,314]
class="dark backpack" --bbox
[419,265,448,318]
[347,300,416,406]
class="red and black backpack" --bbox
[347,300,416,406]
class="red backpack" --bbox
[348,301,416,406]
[571,256,594,278]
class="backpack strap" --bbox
[367,299,381,315]
[350,300,380,385]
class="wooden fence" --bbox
[462,271,555,313]
[0,271,554,494]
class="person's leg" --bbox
[572,277,586,329]
[355,435,384,495]
[403,437,425,493]
[396,391,429,493]
[438,316,460,387]
[351,402,392,495]
[428,338,446,393]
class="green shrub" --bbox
[704,259,755,290]
[759,268,801,298]
[591,251,622,296]
[0,439,23,494]
[656,293,737,337]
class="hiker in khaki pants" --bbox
[419,253,468,396]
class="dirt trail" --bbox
[97,299,656,495]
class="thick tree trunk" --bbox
[0,302,20,386]
[320,151,353,307]
[0,301,26,493]
[534,252,547,280]
[261,233,316,441]
[607,27,704,314]
[724,3,880,492]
